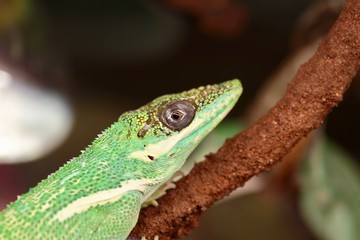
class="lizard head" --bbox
[124,79,242,181]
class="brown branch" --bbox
[129,0,360,239]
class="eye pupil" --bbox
[172,113,180,120]
[171,110,183,120]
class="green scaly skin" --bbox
[0,80,242,239]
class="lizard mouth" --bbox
[142,80,242,208]
[168,80,242,180]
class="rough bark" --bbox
[129,0,360,239]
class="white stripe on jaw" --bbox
[52,179,153,222]
[128,118,203,162]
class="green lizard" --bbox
[0,79,242,239]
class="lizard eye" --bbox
[160,100,196,131]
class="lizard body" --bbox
[0,80,242,239]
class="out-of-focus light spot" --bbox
[0,67,73,164]
[0,70,12,89]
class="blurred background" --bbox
[0,0,359,239]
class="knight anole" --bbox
[0,79,242,239]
